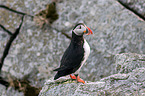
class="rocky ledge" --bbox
[39,53,145,96]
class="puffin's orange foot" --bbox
[70,74,76,79]
[77,76,85,84]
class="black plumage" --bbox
[54,32,85,80]
[53,23,93,83]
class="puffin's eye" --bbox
[79,26,81,29]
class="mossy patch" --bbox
[34,2,59,27]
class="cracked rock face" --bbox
[117,0,145,20]
[0,0,145,95]
[39,53,145,96]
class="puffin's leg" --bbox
[70,74,76,79]
[75,74,85,84]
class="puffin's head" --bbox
[73,23,93,36]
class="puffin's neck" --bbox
[71,31,84,45]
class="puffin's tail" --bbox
[53,66,66,71]
[54,73,60,80]
[53,67,66,80]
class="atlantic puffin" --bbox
[53,23,93,84]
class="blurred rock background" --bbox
[0,0,145,95]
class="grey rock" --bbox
[117,0,145,20]
[0,30,9,56]
[0,0,145,92]
[0,84,24,96]
[0,8,22,33]
[39,53,145,96]
[115,53,145,73]
[0,0,51,15]
[39,68,145,96]
[0,84,6,96]
[1,15,70,86]
[52,0,145,81]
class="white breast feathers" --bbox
[75,39,90,74]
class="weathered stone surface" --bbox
[0,8,22,32]
[115,53,145,73]
[0,0,145,94]
[0,0,50,15]
[39,68,145,96]
[1,16,69,86]
[52,0,145,81]
[0,84,6,96]
[0,30,9,56]
[39,53,145,96]
[0,84,24,96]
[117,0,145,20]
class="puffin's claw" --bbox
[77,75,85,84]
[70,74,76,79]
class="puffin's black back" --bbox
[54,32,84,80]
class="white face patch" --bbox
[73,25,86,36]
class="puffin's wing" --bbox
[59,43,84,71]
[53,66,66,71]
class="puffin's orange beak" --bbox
[86,27,93,35]
[84,26,93,35]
